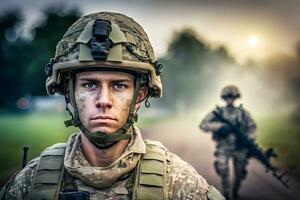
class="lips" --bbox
[91,115,116,121]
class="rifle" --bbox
[22,146,29,168]
[212,109,290,188]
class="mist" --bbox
[140,27,300,125]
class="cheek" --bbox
[113,92,132,112]
[75,91,96,115]
[117,98,132,124]
[121,99,132,113]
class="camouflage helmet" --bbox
[221,85,241,99]
[45,12,162,98]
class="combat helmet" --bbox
[44,12,163,148]
[221,85,241,99]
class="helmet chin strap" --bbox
[64,73,141,149]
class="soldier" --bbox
[200,85,257,200]
[0,12,224,200]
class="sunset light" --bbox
[247,36,260,47]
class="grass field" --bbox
[0,111,160,182]
[0,112,299,184]
[257,116,300,173]
[0,112,76,179]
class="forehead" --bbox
[76,70,134,81]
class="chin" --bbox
[90,127,117,134]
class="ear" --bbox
[135,86,148,111]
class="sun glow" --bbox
[247,36,260,47]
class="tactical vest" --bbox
[29,140,169,200]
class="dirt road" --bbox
[141,118,299,200]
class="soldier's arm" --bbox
[168,153,224,200]
[243,110,257,140]
[0,158,39,200]
[200,112,223,133]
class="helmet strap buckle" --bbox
[44,58,56,77]
[153,61,163,76]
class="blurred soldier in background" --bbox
[1,12,224,200]
[200,85,257,200]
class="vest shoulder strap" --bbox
[134,140,169,200]
[30,143,66,200]
[0,171,19,200]
[29,140,169,200]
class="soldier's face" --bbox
[225,97,235,106]
[74,71,147,134]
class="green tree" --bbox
[159,28,235,111]
[0,6,81,110]
[26,7,81,96]
[0,10,24,110]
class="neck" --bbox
[226,104,234,107]
[80,133,129,167]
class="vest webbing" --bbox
[30,140,168,200]
[30,143,66,200]
[133,140,168,200]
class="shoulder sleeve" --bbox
[241,109,257,133]
[200,112,216,132]
[1,157,39,200]
[200,107,224,132]
[167,153,224,200]
[206,185,225,200]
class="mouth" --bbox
[91,115,116,122]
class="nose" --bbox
[95,86,112,110]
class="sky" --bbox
[0,0,299,63]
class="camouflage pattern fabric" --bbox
[167,153,223,200]
[1,158,39,200]
[64,128,145,189]
[200,105,256,199]
[220,85,240,99]
[1,126,224,200]
[56,12,155,63]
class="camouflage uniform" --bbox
[200,86,256,199]
[2,126,224,200]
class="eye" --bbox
[113,83,127,90]
[82,82,96,89]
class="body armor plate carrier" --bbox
[29,140,169,200]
